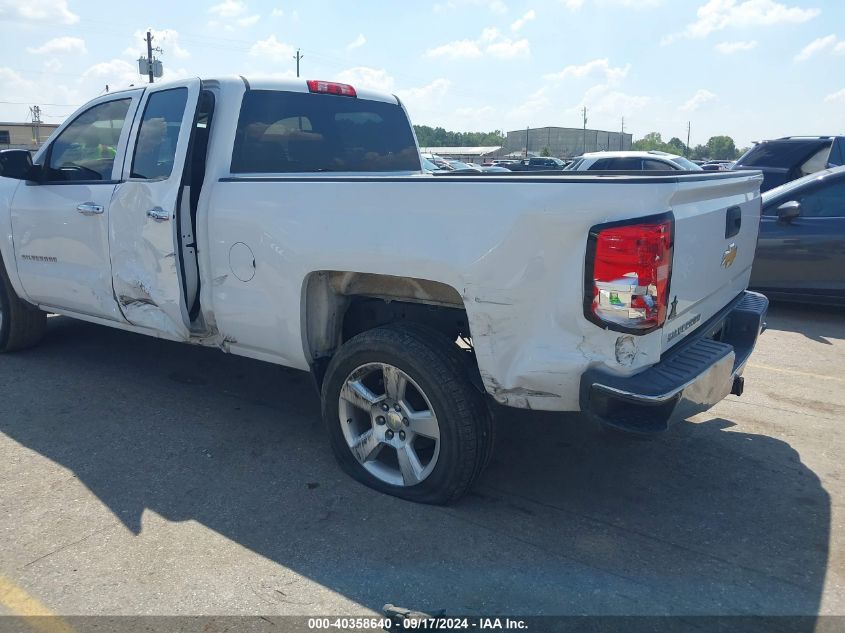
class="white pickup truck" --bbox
[0,77,768,504]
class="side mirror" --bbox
[0,149,35,181]
[776,200,801,223]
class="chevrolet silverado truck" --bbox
[0,77,768,504]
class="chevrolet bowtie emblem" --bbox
[721,243,738,268]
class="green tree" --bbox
[706,135,738,160]
[690,144,709,160]
[413,125,505,148]
[632,132,666,151]
[541,146,551,157]
[666,137,687,155]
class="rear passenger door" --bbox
[109,78,202,338]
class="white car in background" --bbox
[567,150,703,171]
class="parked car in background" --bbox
[732,136,845,192]
[750,165,845,305]
[421,153,451,170]
[466,162,510,173]
[505,156,568,171]
[566,151,702,171]
[701,160,735,171]
[445,159,482,172]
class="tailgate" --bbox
[662,172,763,351]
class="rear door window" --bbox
[231,90,420,173]
[131,88,189,180]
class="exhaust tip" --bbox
[731,376,745,397]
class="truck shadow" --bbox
[763,301,845,344]
[0,317,829,622]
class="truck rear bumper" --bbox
[579,291,768,435]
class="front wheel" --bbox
[0,257,46,353]
[321,323,493,504]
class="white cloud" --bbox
[237,14,260,26]
[544,58,630,84]
[794,34,845,62]
[425,28,530,59]
[562,0,663,9]
[425,39,482,59]
[397,78,451,104]
[824,88,845,104]
[680,89,716,112]
[510,9,536,31]
[663,0,820,45]
[271,7,284,17]
[434,0,507,13]
[125,29,191,60]
[486,38,530,59]
[0,0,78,24]
[347,33,367,50]
[249,35,294,62]
[715,39,758,53]
[509,87,551,120]
[335,67,395,92]
[81,59,141,89]
[208,0,247,17]
[27,36,87,56]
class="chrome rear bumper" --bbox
[580,291,769,435]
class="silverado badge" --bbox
[721,243,738,268]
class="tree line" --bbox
[632,132,748,160]
[414,125,505,147]
[413,125,748,161]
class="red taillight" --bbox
[306,80,357,97]
[585,215,674,332]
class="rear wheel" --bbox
[321,323,492,504]
[0,258,46,353]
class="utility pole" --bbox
[581,106,588,154]
[525,126,529,157]
[686,121,691,157]
[29,105,42,147]
[146,31,155,83]
[293,48,304,78]
[620,116,625,150]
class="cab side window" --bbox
[794,181,845,218]
[131,88,189,180]
[46,99,131,182]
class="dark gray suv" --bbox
[733,136,845,192]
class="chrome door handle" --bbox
[146,207,170,221]
[77,202,103,215]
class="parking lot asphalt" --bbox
[0,303,843,619]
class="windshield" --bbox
[737,140,830,168]
[670,156,703,170]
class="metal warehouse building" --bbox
[0,122,58,150]
[503,126,632,158]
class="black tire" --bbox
[0,255,47,353]
[321,323,493,504]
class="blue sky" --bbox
[0,0,842,147]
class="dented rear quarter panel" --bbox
[199,169,762,411]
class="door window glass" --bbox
[131,88,189,180]
[642,159,674,170]
[47,99,131,182]
[794,180,845,218]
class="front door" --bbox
[10,94,141,320]
[109,79,201,339]
[754,175,845,299]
